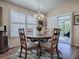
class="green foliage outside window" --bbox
[59,20,70,36]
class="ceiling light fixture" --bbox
[34,0,44,20]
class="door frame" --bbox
[57,13,73,45]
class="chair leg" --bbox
[37,48,39,56]
[38,49,40,58]
[39,47,42,56]
[51,53,53,59]
[25,50,27,59]
[56,49,60,59]
[19,47,22,57]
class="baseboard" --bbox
[8,45,20,49]
[71,44,79,47]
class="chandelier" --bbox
[34,0,44,20]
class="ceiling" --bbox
[3,0,71,14]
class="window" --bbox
[26,15,37,35]
[47,15,71,36]
[47,16,57,34]
[10,11,37,38]
[10,11,26,37]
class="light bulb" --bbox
[34,13,44,20]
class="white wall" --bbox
[47,1,79,46]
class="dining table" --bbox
[27,34,51,57]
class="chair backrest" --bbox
[51,28,60,49]
[26,28,33,35]
[18,28,27,48]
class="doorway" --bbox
[57,14,71,44]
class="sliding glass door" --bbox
[57,15,70,37]
[57,14,72,44]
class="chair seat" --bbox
[41,42,57,50]
[27,42,37,48]
[41,42,51,48]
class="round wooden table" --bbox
[27,35,51,57]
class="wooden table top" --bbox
[27,34,51,39]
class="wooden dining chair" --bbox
[18,28,37,59]
[42,28,61,59]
